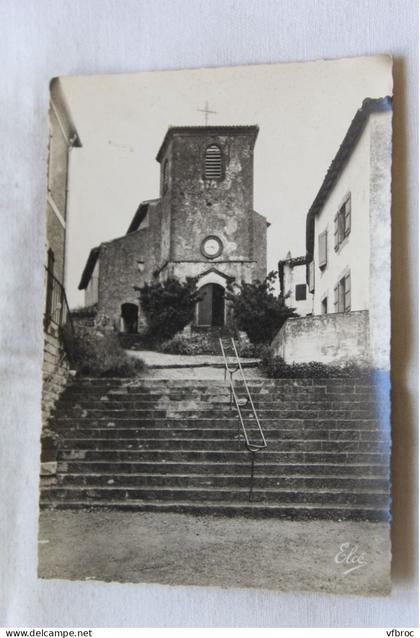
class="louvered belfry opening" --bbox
[204,144,223,179]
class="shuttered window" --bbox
[295,284,307,301]
[334,194,351,251]
[308,261,315,293]
[204,144,223,179]
[334,272,351,313]
[318,230,328,268]
[344,196,351,236]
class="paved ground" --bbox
[38,511,391,595]
[131,366,266,380]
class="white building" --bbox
[278,252,312,316]
[273,96,392,369]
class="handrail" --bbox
[44,266,74,332]
[219,338,267,453]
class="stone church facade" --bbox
[79,125,268,333]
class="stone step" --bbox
[58,437,387,453]
[43,375,389,521]
[58,449,389,464]
[53,408,374,421]
[62,384,376,396]
[39,498,389,522]
[54,402,378,416]
[66,377,374,385]
[53,473,389,491]
[52,417,381,430]
[58,461,388,477]
[55,426,384,441]
[41,484,390,506]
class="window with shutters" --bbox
[318,230,328,268]
[295,284,307,301]
[334,272,351,313]
[204,144,223,180]
[308,261,315,293]
[334,194,351,251]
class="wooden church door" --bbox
[197,283,225,327]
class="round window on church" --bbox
[201,235,223,259]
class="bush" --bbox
[159,334,196,355]
[236,342,270,358]
[70,303,97,318]
[60,325,146,377]
[139,277,200,340]
[260,350,369,379]
[159,333,216,355]
[228,271,297,344]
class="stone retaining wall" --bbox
[271,310,371,366]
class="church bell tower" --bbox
[155,125,267,327]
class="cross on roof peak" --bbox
[197,101,217,125]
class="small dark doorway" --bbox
[120,303,138,333]
[196,283,225,327]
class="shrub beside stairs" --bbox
[40,377,390,521]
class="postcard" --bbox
[39,56,393,594]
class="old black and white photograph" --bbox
[38,57,393,595]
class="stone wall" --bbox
[94,201,164,331]
[41,327,70,427]
[271,310,371,366]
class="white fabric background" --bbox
[0,0,418,628]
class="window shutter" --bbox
[204,145,222,179]
[344,196,351,236]
[334,215,339,251]
[333,284,338,311]
[308,261,315,292]
[344,273,351,311]
[318,230,327,267]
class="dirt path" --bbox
[38,511,390,595]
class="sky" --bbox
[62,56,392,308]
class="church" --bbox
[78,125,269,333]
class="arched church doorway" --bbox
[196,283,225,327]
[120,303,138,333]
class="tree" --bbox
[228,271,297,344]
[138,277,200,340]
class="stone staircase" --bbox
[40,377,390,521]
